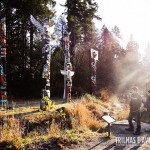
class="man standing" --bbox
[125,86,142,135]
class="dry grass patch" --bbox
[66,95,106,131]
[48,121,60,135]
[116,106,130,120]
[0,118,22,145]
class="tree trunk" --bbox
[30,22,34,78]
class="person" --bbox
[125,86,142,135]
[144,90,150,132]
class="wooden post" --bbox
[108,123,110,137]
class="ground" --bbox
[0,95,150,150]
[67,120,150,150]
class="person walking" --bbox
[125,86,142,135]
[144,89,150,132]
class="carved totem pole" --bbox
[0,15,7,103]
[90,49,98,95]
[61,32,74,102]
[30,15,51,99]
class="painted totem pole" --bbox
[30,15,51,99]
[0,16,7,103]
[61,32,74,102]
[90,49,98,95]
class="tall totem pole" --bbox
[30,15,51,99]
[90,49,98,95]
[61,32,74,102]
[0,10,7,103]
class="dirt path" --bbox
[64,120,150,150]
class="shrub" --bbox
[40,96,56,111]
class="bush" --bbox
[40,96,56,111]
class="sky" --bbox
[56,0,150,54]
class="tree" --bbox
[50,47,64,97]
[53,0,101,96]
[1,0,56,98]
[65,0,101,57]
[141,42,150,92]
[97,26,115,91]
[96,26,125,93]
[56,15,67,48]
[118,35,141,91]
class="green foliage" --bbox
[40,96,56,111]
[57,108,66,119]
[65,0,100,55]
[1,0,143,98]
[50,47,64,97]
[56,15,67,47]
[1,0,56,98]
[96,26,120,92]
[73,48,90,94]
[97,26,141,92]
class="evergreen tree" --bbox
[118,35,141,90]
[141,42,150,91]
[50,47,64,97]
[1,0,56,98]
[65,0,101,57]
[56,15,67,48]
[97,26,125,92]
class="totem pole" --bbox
[30,15,51,99]
[90,49,98,95]
[0,15,7,104]
[61,32,74,102]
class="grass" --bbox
[116,105,129,120]
[0,93,127,149]
[65,95,107,131]
[0,106,39,116]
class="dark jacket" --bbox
[130,94,142,112]
[144,96,150,111]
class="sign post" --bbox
[102,115,116,137]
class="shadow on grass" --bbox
[0,110,39,119]
[0,141,17,150]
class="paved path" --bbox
[65,120,150,150]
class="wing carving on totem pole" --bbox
[30,15,43,32]
[60,70,74,77]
